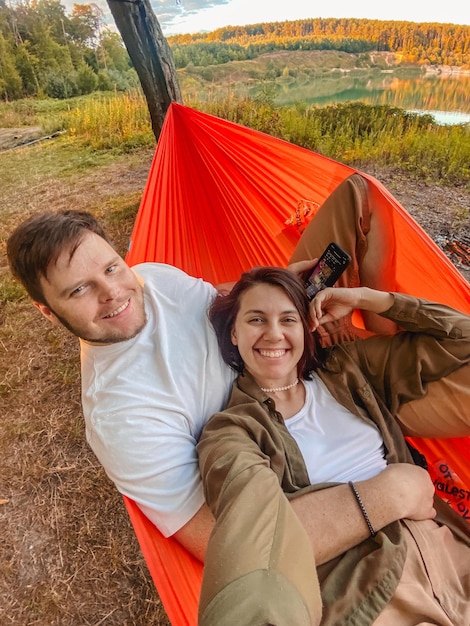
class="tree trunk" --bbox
[106,0,182,139]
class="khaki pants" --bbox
[373,520,470,626]
[290,173,470,439]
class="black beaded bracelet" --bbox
[348,481,377,538]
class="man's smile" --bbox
[103,299,130,319]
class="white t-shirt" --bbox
[80,263,235,537]
[285,376,387,484]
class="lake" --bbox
[250,69,470,125]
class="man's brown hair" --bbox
[7,210,112,304]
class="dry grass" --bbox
[0,137,171,625]
[1,127,469,626]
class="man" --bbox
[7,174,469,572]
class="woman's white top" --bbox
[285,376,387,484]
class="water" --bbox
[252,70,470,125]
[409,110,470,125]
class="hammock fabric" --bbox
[124,103,470,626]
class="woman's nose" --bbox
[264,323,283,341]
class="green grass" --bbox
[2,89,469,185]
[0,276,26,304]
[0,90,155,147]
[64,90,154,150]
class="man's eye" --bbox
[106,265,117,273]
[71,285,85,296]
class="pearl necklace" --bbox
[260,378,299,393]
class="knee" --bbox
[199,569,322,626]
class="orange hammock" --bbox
[124,103,470,626]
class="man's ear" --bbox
[33,301,60,325]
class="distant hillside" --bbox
[178,49,408,87]
[168,18,470,69]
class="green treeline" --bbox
[170,38,376,68]
[1,2,469,102]
[169,18,470,68]
[0,0,137,101]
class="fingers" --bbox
[287,258,319,276]
[309,290,327,328]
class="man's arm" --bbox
[172,502,215,562]
[197,412,437,565]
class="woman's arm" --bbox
[198,418,435,566]
[309,286,393,331]
[396,364,470,437]
[290,463,435,564]
[312,287,470,434]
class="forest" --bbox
[0,0,138,100]
[1,1,469,101]
[169,18,470,68]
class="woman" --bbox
[197,267,470,626]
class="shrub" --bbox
[43,71,78,99]
[76,64,98,95]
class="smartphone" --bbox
[304,242,351,301]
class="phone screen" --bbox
[305,243,351,300]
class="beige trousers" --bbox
[373,520,470,626]
[290,173,470,439]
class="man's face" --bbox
[36,232,146,344]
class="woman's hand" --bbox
[310,287,394,330]
[376,463,437,522]
[309,287,364,329]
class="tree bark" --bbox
[106,0,182,139]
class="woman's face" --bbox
[231,283,305,388]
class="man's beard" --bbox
[47,304,147,344]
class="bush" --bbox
[76,64,98,95]
[97,70,114,91]
[198,98,470,185]
[103,68,141,92]
[44,71,78,99]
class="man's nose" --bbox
[99,281,120,301]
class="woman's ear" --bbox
[230,327,237,346]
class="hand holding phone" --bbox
[304,242,351,301]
